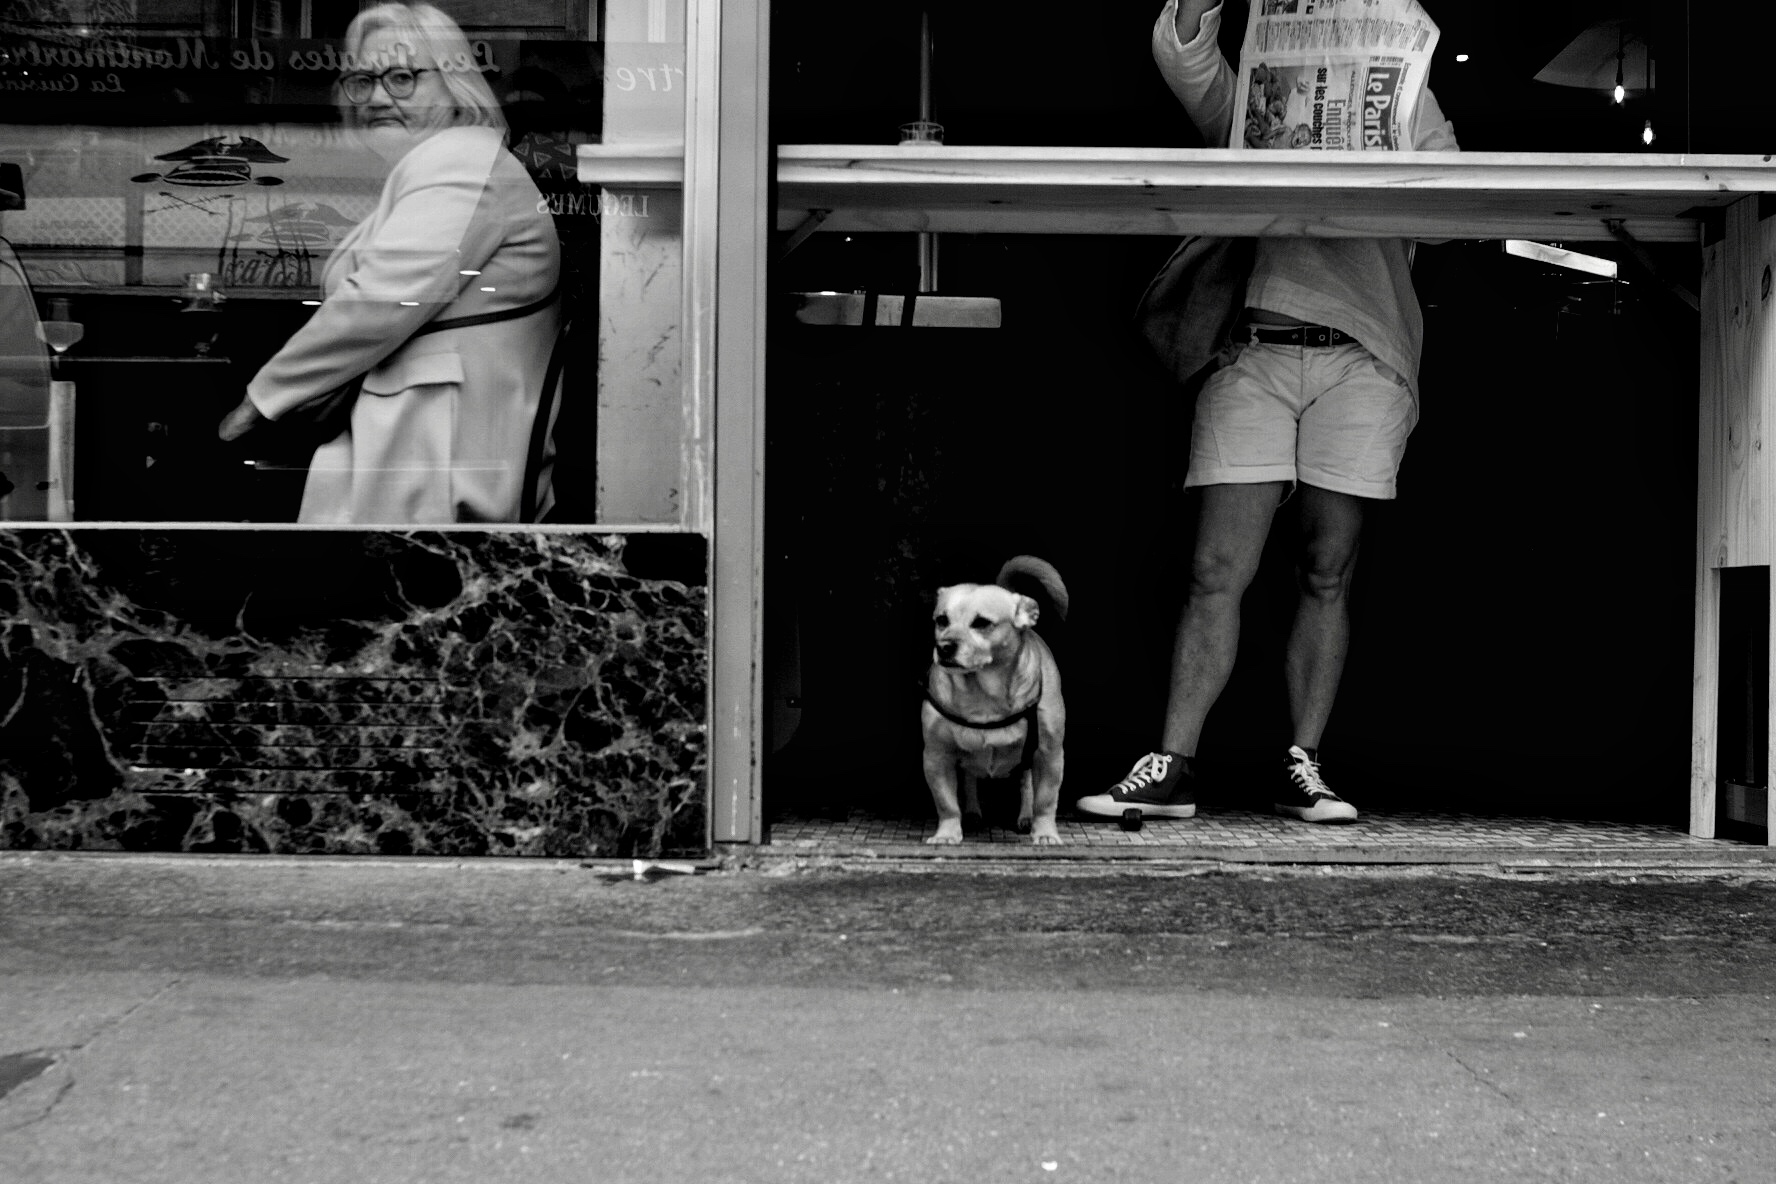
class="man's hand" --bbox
[218,396,267,441]
[1172,0,1217,45]
[1153,0,1235,144]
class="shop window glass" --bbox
[0,0,692,526]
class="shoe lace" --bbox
[1115,753,1172,793]
[1286,748,1335,799]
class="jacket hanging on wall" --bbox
[1131,235,1256,390]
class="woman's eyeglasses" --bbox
[339,67,432,103]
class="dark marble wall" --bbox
[0,529,708,857]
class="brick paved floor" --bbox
[764,806,1772,864]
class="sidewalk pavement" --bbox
[3,851,1774,1184]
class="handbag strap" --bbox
[520,316,571,524]
[412,284,560,337]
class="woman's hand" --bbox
[218,396,267,441]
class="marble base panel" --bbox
[0,530,708,857]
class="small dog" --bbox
[920,556,1068,845]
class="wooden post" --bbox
[1694,195,1776,842]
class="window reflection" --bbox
[0,0,689,525]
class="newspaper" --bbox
[1235,0,1439,151]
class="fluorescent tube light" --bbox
[1503,240,1619,279]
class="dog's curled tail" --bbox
[996,555,1069,623]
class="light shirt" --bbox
[1152,1,1459,396]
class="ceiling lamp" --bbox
[1534,18,1654,100]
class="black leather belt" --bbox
[1243,323,1360,348]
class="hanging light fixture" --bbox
[1612,26,1626,104]
[1535,18,1653,101]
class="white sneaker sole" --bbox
[1075,794,1197,820]
[1274,801,1358,823]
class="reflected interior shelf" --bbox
[30,285,322,301]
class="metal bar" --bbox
[779,208,829,258]
[918,10,932,122]
[916,9,938,292]
[1606,218,1701,310]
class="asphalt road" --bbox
[3,853,1774,1182]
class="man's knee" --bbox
[1296,543,1359,602]
[1189,545,1261,599]
[1187,482,1285,601]
[1295,488,1365,603]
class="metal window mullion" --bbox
[701,0,769,844]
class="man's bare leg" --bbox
[1285,484,1366,751]
[1160,481,1288,756]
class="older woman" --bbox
[219,2,563,524]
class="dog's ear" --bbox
[933,586,955,616]
[1013,594,1039,629]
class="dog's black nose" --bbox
[937,640,957,660]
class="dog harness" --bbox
[923,683,1043,775]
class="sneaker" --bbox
[1274,745,1358,823]
[1075,752,1198,819]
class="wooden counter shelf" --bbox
[578,144,1776,243]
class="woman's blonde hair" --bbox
[338,2,507,133]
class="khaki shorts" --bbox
[1183,339,1418,500]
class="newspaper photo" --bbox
[1235,0,1440,151]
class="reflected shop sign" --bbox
[3,34,370,104]
[0,32,604,292]
[0,31,600,122]
[3,32,457,113]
